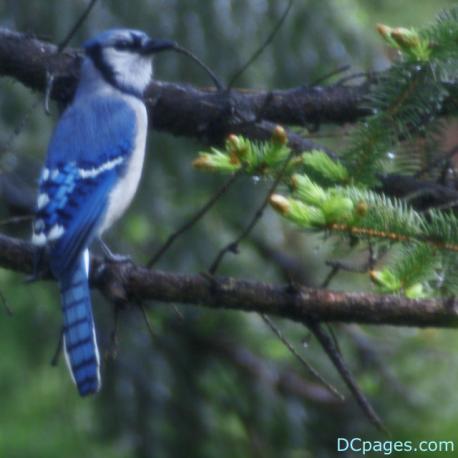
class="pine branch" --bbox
[193,134,458,297]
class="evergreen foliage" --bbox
[194,7,458,299]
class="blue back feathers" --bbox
[47,96,136,166]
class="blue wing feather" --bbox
[35,95,137,275]
[49,171,116,274]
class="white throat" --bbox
[103,48,153,95]
[79,50,153,97]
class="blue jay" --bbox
[32,29,174,396]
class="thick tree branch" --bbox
[1,28,457,209]
[2,233,458,328]
[0,28,368,136]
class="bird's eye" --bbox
[113,40,133,51]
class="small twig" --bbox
[312,65,351,86]
[336,71,373,86]
[261,314,344,401]
[321,264,340,289]
[415,144,458,179]
[325,260,364,274]
[302,131,352,139]
[368,242,377,270]
[172,304,184,320]
[249,235,311,285]
[56,0,98,52]
[50,327,64,366]
[0,1,98,147]
[147,171,241,268]
[323,243,383,287]
[0,289,12,316]
[345,325,416,404]
[44,0,98,114]
[139,303,159,345]
[424,198,458,211]
[325,323,342,355]
[171,45,224,91]
[228,0,293,88]
[309,251,387,433]
[209,151,293,274]
[306,319,389,435]
[319,241,387,423]
[107,305,120,359]
[0,98,41,159]
[44,72,55,116]
[0,214,33,227]
[253,236,344,400]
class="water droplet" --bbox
[436,272,444,286]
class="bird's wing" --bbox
[33,96,137,275]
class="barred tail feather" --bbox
[59,250,101,396]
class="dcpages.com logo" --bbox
[337,437,455,455]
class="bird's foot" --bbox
[25,247,47,283]
[99,238,132,264]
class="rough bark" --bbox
[0,27,368,142]
[1,27,456,207]
[1,28,458,330]
[3,233,457,328]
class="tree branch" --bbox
[0,27,368,135]
[1,27,457,209]
[2,233,458,328]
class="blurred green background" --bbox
[1,1,458,457]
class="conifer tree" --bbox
[193,8,458,299]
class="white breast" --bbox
[99,95,148,234]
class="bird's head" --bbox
[83,29,175,97]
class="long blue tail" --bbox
[59,250,101,396]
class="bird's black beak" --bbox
[141,38,176,55]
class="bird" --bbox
[32,29,174,396]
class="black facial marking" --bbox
[113,33,143,52]
[86,43,118,88]
[113,40,132,51]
